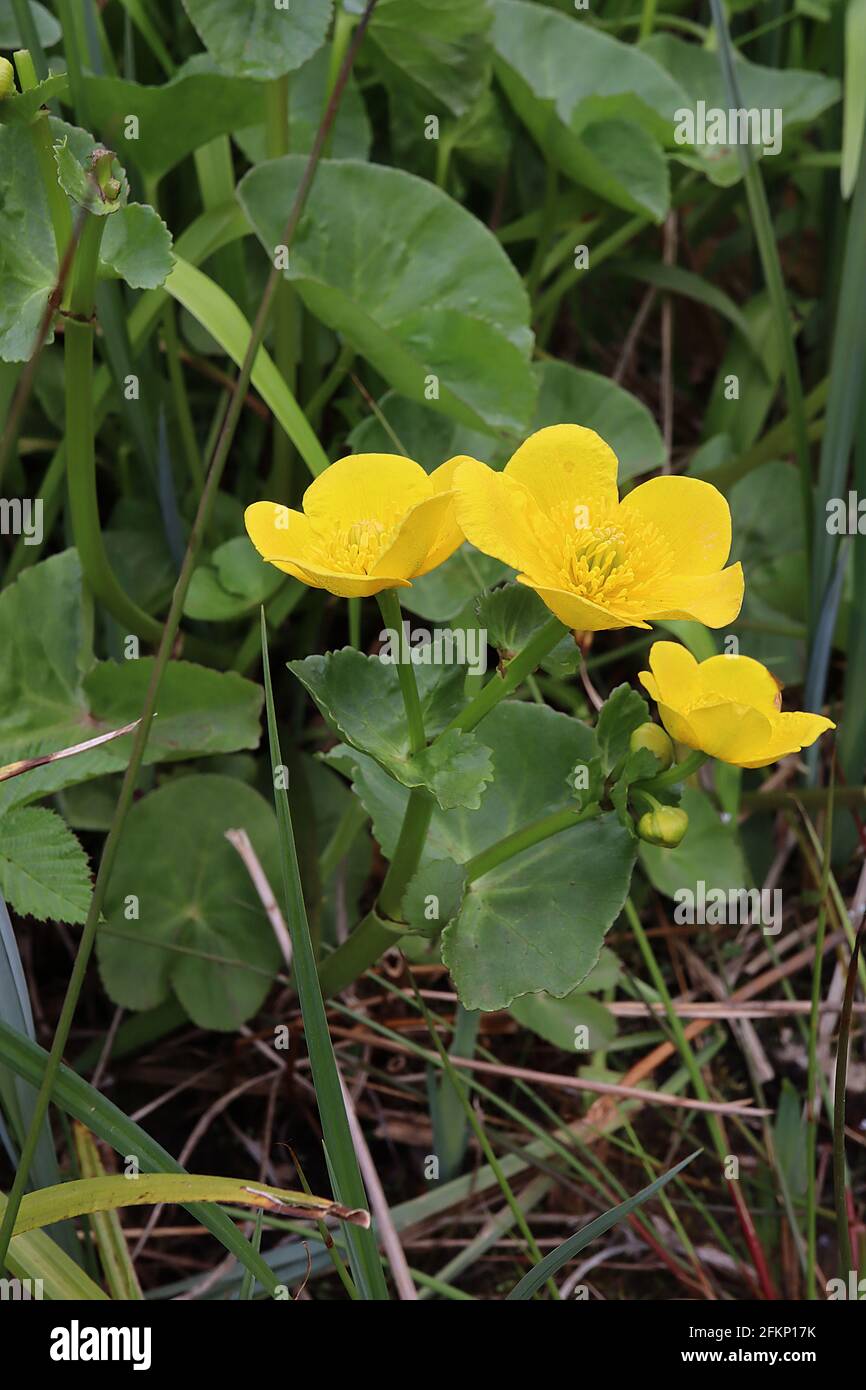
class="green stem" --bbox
[465,805,596,883]
[741,785,866,810]
[63,217,168,648]
[379,789,434,919]
[445,616,566,736]
[377,589,426,754]
[161,302,203,491]
[306,343,355,430]
[318,910,407,1000]
[637,749,708,791]
[639,0,658,41]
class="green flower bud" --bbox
[629,721,674,771]
[0,57,15,101]
[637,805,689,849]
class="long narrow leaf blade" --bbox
[260,610,389,1300]
[505,1149,701,1300]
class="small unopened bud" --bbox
[89,147,122,202]
[637,805,689,849]
[0,57,15,101]
[630,722,674,771]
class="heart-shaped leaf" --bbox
[98,775,283,1030]
[290,649,493,811]
[181,0,333,80]
[237,156,535,435]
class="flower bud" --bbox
[0,58,15,101]
[637,805,689,849]
[630,721,674,771]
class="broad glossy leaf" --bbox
[360,0,492,116]
[289,649,493,810]
[491,0,686,218]
[0,807,92,924]
[443,808,633,1011]
[237,157,535,435]
[80,58,265,181]
[401,858,467,935]
[0,122,56,360]
[98,775,283,1030]
[645,34,840,187]
[532,361,666,483]
[181,0,332,80]
[333,702,635,1010]
[0,552,263,813]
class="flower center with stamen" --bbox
[323,517,391,574]
[556,506,673,612]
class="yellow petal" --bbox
[685,701,776,765]
[697,653,782,714]
[524,579,644,631]
[372,492,458,582]
[503,424,619,526]
[738,711,836,768]
[620,475,733,575]
[417,456,465,575]
[245,500,319,565]
[302,453,431,531]
[453,458,559,580]
[640,641,700,706]
[272,557,410,598]
[654,700,702,749]
[639,563,744,628]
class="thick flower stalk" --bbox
[452,424,744,631]
[245,453,463,597]
[639,641,835,769]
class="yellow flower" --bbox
[639,642,835,769]
[245,453,463,599]
[452,424,743,630]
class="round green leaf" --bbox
[491,0,685,218]
[237,157,535,436]
[181,0,333,80]
[98,775,282,1030]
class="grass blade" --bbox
[260,609,389,1300]
[0,1019,286,1297]
[505,1150,701,1300]
[832,916,865,1279]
